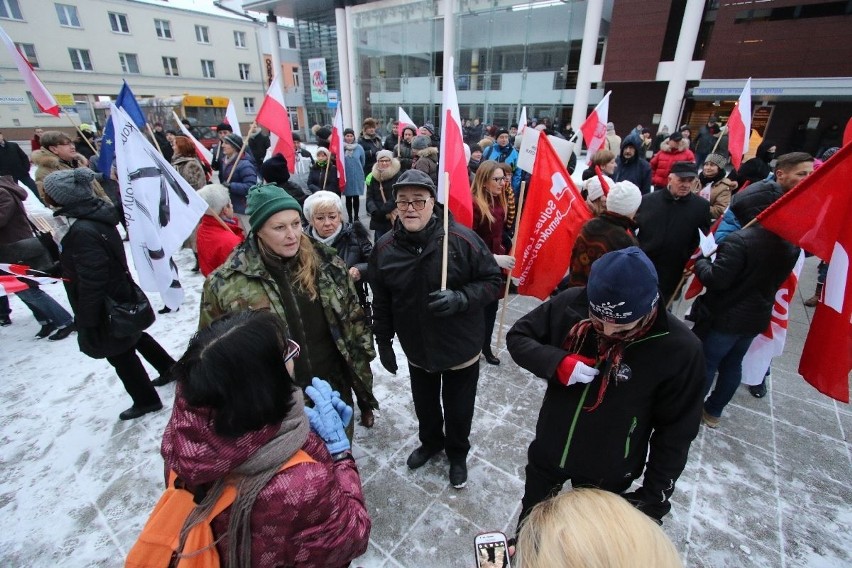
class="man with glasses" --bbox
[32,131,111,204]
[369,169,503,489]
[507,247,704,532]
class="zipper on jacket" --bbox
[559,382,591,469]
[624,416,638,459]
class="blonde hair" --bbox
[516,489,683,568]
[258,233,321,301]
[470,160,507,228]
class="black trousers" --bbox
[105,333,174,407]
[482,300,499,352]
[516,440,632,534]
[409,361,479,463]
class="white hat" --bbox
[606,181,642,218]
[585,174,614,202]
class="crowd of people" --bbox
[0,111,834,567]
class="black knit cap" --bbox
[261,153,290,185]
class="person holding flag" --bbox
[341,128,366,223]
[368,169,502,489]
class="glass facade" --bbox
[348,0,613,130]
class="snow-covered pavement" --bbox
[1,203,850,567]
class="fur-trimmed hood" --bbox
[371,157,401,181]
[660,138,691,153]
[32,148,63,169]
[416,146,439,162]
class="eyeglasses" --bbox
[396,199,429,211]
[491,176,507,183]
[283,338,301,364]
[378,158,392,163]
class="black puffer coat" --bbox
[365,161,401,233]
[369,210,503,372]
[507,288,704,510]
[57,199,146,358]
[329,222,372,277]
[693,179,800,335]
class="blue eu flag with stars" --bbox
[96,80,146,174]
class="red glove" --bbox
[556,354,599,386]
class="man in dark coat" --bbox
[151,123,173,163]
[0,131,40,202]
[507,247,704,532]
[614,131,652,195]
[210,122,233,171]
[635,161,710,304]
[358,117,383,177]
[369,169,503,490]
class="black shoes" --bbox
[151,375,175,387]
[35,324,56,339]
[406,445,442,470]
[749,378,768,398]
[483,348,500,365]
[158,306,179,314]
[449,460,468,489]
[48,324,76,341]
[0,316,11,326]
[119,401,163,420]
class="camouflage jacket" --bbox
[199,236,378,409]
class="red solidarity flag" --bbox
[512,135,592,299]
[757,142,852,402]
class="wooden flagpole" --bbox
[440,171,450,291]
[145,123,164,155]
[495,180,526,349]
[62,112,97,156]
[225,122,257,184]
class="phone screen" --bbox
[476,540,509,568]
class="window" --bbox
[162,56,179,76]
[195,25,209,44]
[233,30,246,48]
[287,31,297,49]
[201,59,215,78]
[291,66,300,88]
[154,19,171,39]
[55,3,80,27]
[108,12,129,33]
[15,43,38,68]
[119,53,139,74]
[238,63,250,81]
[243,97,255,114]
[68,48,92,71]
[0,0,23,20]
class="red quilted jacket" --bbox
[161,391,371,568]
[650,139,696,187]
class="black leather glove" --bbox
[426,289,469,317]
[377,340,398,374]
[622,490,670,525]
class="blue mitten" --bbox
[304,377,351,454]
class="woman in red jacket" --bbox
[471,160,515,365]
[195,184,244,276]
[161,310,371,568]
[650,132,695,190]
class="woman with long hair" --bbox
[199,184,378,436]
[161,310,371,568]
[170,136,206,190]
[470,160,515,365]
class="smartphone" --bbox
[474,531,511,568]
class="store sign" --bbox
[327,89,338,109]
[0,95,26,105]
[308,58,328,102]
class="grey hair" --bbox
[197,184,231,213]
[302,190,343,219]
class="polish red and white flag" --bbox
[224,99,243,139]
[256,74,296,174]
[398,107,416,137]
[330,105,347,191]
[0,264,62,297]
[517,106,528,136]
[437,57,473,228]
[757,141,852,402]
[0,25,59,116]
[726,78,751,170]
[172,111,212,172]
[579,91,611,157]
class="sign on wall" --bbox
[308,58,328,103]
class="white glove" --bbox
[556,354,599,386]
[494,254,516,270]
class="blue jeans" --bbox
[703,329,757,417]
[13,287,73,327]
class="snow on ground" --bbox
[1,173,851,567]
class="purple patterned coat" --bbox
[161,392,371,568]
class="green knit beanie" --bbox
[246,183,303,233]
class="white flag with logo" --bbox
[112,105,208,309]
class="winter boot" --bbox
[804,283,823,307]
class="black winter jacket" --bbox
[693,179,800,335]
[326,222,372,278]
[57,200,145,359]
[369,211,503,372]
[365,166,401,233]
[614,133,652,194]
[506,288,704,508]
[635,189,710,302]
